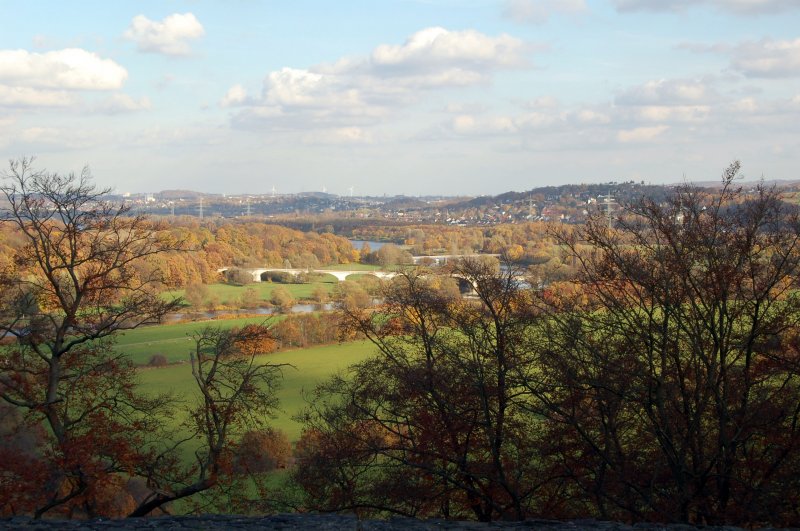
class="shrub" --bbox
[233,428,292,474]
[148,354,168,367]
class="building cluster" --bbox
[112,180,711,226]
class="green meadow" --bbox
[136,340,376,441]
[115,316,279,365]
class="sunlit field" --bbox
[136,340,376,441]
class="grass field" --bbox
[116,316,278,365]
[137,340,376,441]
[164,280,337,308]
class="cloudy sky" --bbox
[1,0,799,195]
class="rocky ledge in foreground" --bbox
[0,514,787,530]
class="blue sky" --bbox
[1,0,799,195]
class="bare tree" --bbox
[295,259,549,521]
[0,160,286,519]
[130,324,285,517]
[537,162,800,525]
[0,158,184,517]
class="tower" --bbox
[599,191,616,228]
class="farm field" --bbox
[136,340,376,441]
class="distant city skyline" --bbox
[1,0,799,195]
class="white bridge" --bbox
[217,255,507,288]
[217,267,400,283]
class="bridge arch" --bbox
[260,270,299,283]
[220,267,401,283]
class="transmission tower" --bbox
[599,191,616,228]
[198,197,204,220]
[245,197,251,217]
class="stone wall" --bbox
[0,514,770,530]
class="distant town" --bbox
[117,179,800,227]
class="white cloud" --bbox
[515,112,558,130]
[614,0,798,14]
[633,105,711,123]
[228,27,531,132]
[0,117,16,147]
[427,100,614,142]
[451,114,519,135]
[570,109,611,124]
[613,79,713,124]
[503,0,587,24]
[452,114,477,133]
[94,93,152,114]
[0,48,127,90]
[369,27,527,70]
[617,125,669,143]
[442,102,488,114]
[124,13,204,56]
[264,68,361,107]
[16,126,97,149]
[730,38,800,78]
[221,84,249,107]
[525,96,560,109]
[301,127,374,145]
[728,97,759,112]
[0,86,74,107]
[616,79,711,105]
[445,111,556,137]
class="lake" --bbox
[350,240,388,251]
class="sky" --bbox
[0,0,799,196]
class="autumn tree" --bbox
[536,162,800,525]
[375,243,413,268]
[226,268,255,285]
[0,159,183,517]
[240,286,261,309]
[233,427,292,474]
[270,312,348,348]
[270,286,296,313]
[130,324,284,516]
[184,282,209,308]
[311,284,329,304]
[333,280,372,311]
[0,160,285,519]
[359,241,372,263]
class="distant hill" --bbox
[157,190,209,200]
[688,179,800,189]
